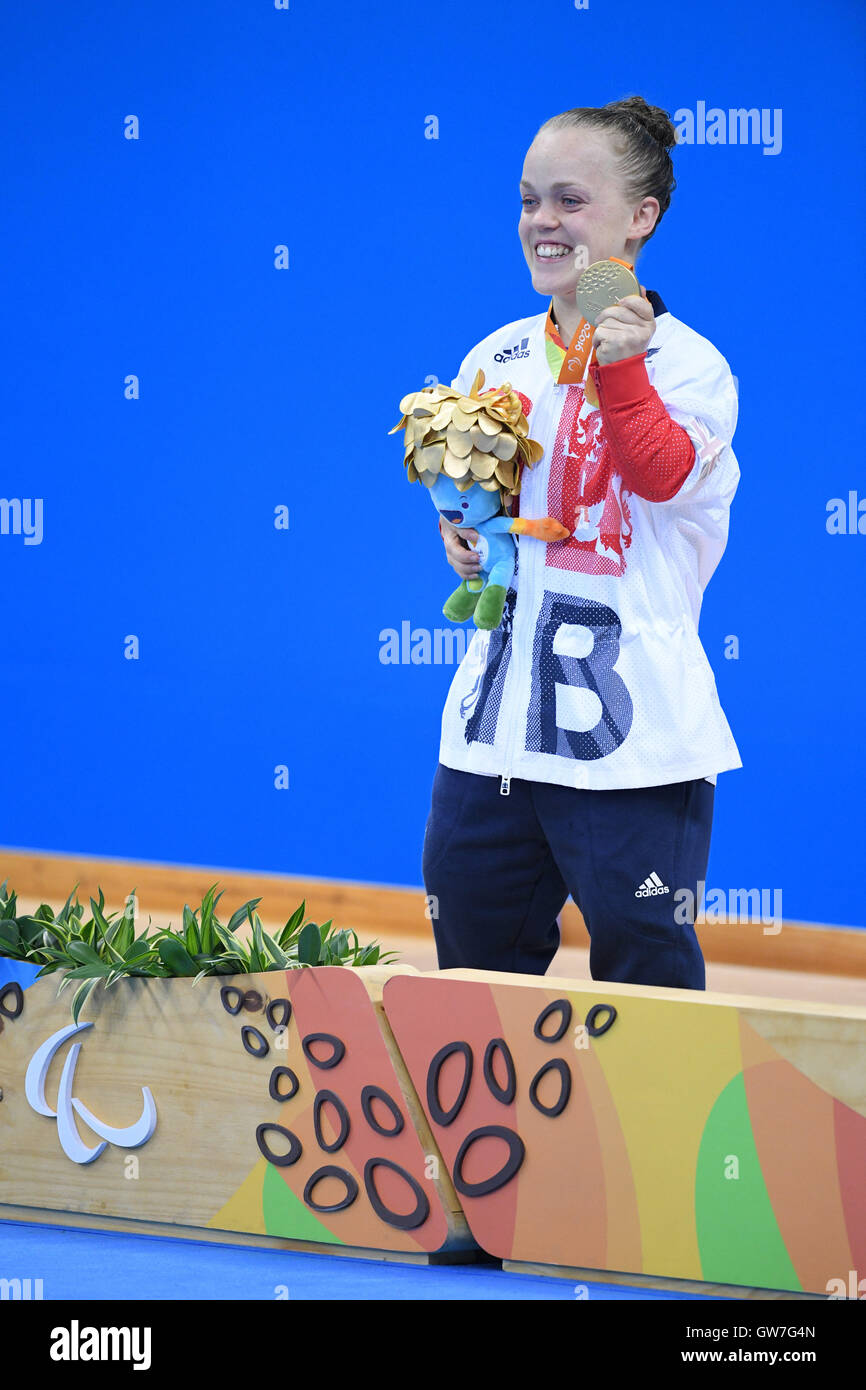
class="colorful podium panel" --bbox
[0,968,468,1255]
[382,970,866,1293]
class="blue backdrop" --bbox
[1,0,864,929]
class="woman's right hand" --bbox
[438,515,482,582]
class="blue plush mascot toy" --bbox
[391,370,569,630]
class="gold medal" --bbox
[575,260,641,326]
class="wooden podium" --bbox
[1,964,863,1295]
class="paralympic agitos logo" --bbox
[25,1022,157,1164]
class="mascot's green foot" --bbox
[443,580,482,622]
[473,584,507,630]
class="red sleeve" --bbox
[590,352,696,503]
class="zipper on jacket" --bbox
[498,596,525,797]
[497,547,533,800]
[497,388,557,800]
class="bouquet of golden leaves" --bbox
[389,368,544,500]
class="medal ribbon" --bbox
[553,256,636,404]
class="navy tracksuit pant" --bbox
[422,763,714,990]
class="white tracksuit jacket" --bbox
[437,292,742,792]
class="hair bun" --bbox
[608,95,677,150]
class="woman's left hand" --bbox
[593,288,655,366]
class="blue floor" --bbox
[0,1220,722,1300]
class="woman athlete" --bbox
[423,96,741,990]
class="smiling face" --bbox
[428,474,503,525]
[518,125,659,305]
